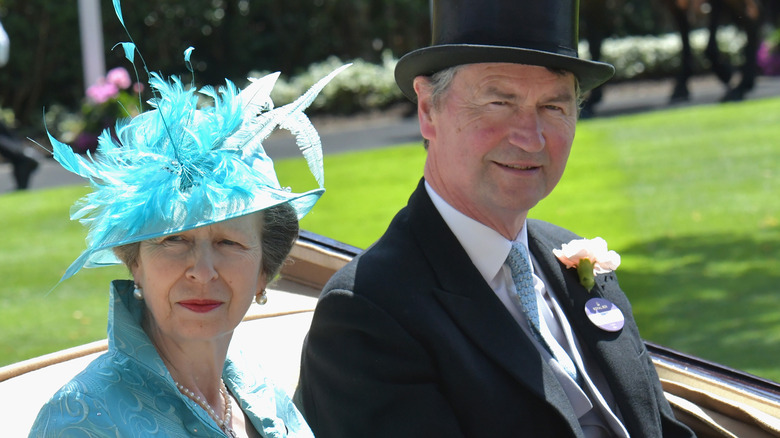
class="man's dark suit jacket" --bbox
[295,179,694,438]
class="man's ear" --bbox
[414,76,436,142]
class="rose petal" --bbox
[553,248,578,268]
[554,238,620,275]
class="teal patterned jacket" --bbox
[29,280,313,438]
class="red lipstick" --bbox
[178,300,223,313]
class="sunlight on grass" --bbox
[535,100,780,378]
[1,97,778,383]
[276,144,426,247]
[0,186,128,363]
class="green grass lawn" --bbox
[1,97,778,383]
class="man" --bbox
[295,0,695,437]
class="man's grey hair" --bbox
[427,65,463,110]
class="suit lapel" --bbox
[527,222,663,436]
[405,182,578,424]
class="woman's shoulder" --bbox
[39,351,118,399]
[29,387,114,437]
[45,349,143,394]
[29,351,197,437]
[30,351,178,426]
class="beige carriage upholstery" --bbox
[3,238,780,437]
[655,358,780,437]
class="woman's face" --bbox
[132,213,266,346]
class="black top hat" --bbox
[394,0,615,101]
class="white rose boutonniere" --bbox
[553,237,621,292]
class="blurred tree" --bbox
[0,0,429,131]
[0,1,83,131]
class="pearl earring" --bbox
[255,289,267,305]
[133,285,144,300]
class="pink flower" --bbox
[757,41,780,76]
[106,67,132,89]
[86,80,119,104]
[553,237,620,292]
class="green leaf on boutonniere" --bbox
[577,258,596,292]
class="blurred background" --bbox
[1,0,429,130]
[1,0,778,141]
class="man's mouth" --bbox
[499,162,537,170]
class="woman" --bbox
[28,19,347,435]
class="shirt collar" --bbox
[425,181,529,284]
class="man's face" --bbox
[416,63,578,239]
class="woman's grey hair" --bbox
[113,203,299,281]
[258,202,299,279]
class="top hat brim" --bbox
[395,44,615,102]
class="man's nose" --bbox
[508,110,545,153]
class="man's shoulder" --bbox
[324,225,426,294]
[321,201,442,304]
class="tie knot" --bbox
[507,242,534,291]
[507,242,531,273]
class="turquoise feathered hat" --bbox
[50,1,348,282]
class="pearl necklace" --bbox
[175,379,237,438]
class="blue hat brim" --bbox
[60,187,324,280]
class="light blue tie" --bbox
[507,242,579,382]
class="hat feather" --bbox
[48,0,349,283]
[50,64,348,282]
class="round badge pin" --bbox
[584,297,624,332]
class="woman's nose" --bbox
[186,243,219,282]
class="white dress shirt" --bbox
[426,182,629,438]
